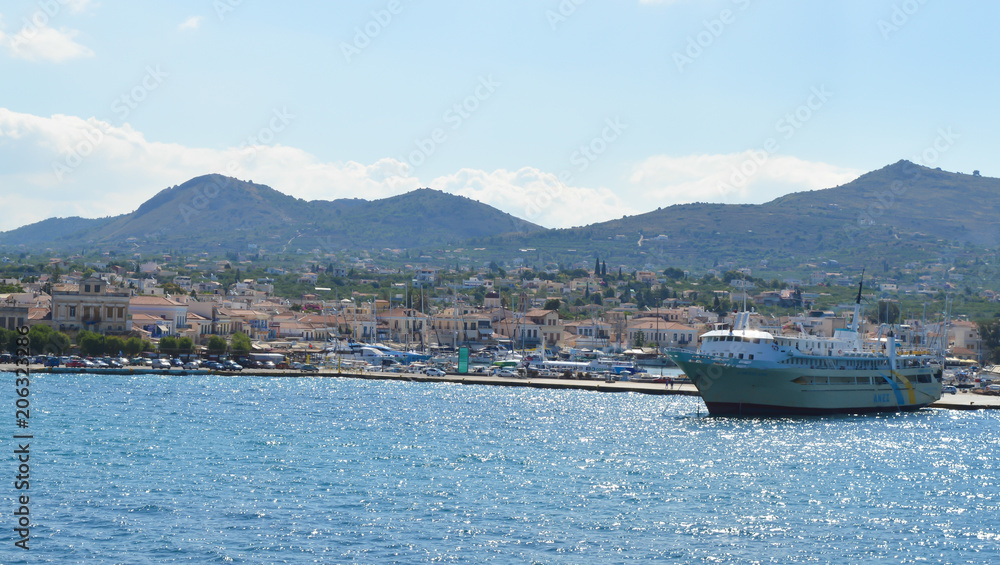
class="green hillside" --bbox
[0,175,544,254]
[477,161,1000,273]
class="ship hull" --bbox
[670,352,941,416]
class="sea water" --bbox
[2,372,998,564]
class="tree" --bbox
[594,257,601,274]
[105,336,126,356]
[543,298,561,311]
[866,301,900,325]
[79,332,105,356]
[158,336,178,354]
[0,282,24,293]
[177,337,194,354]
[124,336,144,356]
[634,330,645,348]
[663,267,685,280]
[11,325,68,356]
[0,328,14,353]
[977,318,1000,364]
[601,261,607,277]
[230,332,252,355]
[207,335,228,354]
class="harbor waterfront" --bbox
[5,364,998,410]
[2,371,999,563]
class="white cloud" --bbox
[430,167,635,229]
[177,16,202,32]
[629,152,861,206]
[0,21,94,62]
[0,108,862,234]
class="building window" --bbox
[69,306,76,318]
[84,285,91,292]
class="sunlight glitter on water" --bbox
[5,373,1000,563]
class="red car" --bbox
[66,360,85,368]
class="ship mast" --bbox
[849,268,865,333]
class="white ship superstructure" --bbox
[667,281,942,415]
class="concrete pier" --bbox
[5,364,998,409]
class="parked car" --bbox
[183,361,201,370]
[942,385,958,394]
[204,361,223,370]
[222,360,243,371]
[495,369,518,378]
[423,367,446,376]
[299,364,320,373]
[985,384,1000,395]
[44,357,61,367]
[66,359,85,368]
[262,361,276,370]
[152,359,171,369]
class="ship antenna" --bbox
[855,268,865,305]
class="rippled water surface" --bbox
[3,373,999,563]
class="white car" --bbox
[423,367,446,376]
[152,359,171,369]
[495,369,519,378]
[183,361,201,370]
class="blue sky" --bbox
[1,0,996,233]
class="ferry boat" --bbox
[666,282,942,416]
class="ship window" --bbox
[917,374,931,383]
[831,376,853,384]
[738,353,744,359]
[753,339,760,344]
[855,376,871,384]
[749,354,754,360]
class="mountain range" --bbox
[0,175,543,254]
[499,160,1000,271]
[2,161,997,272]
